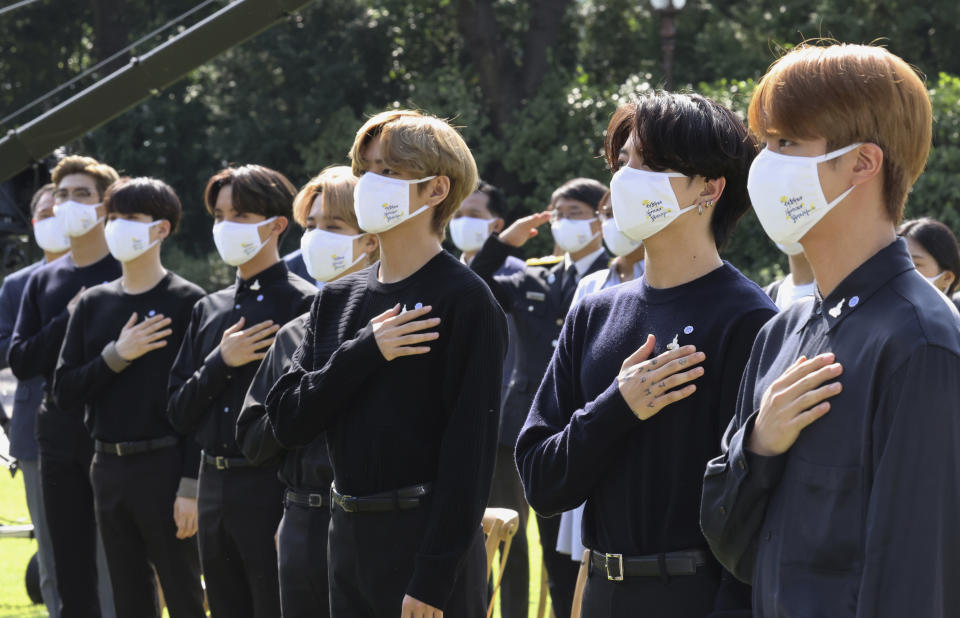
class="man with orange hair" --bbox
[266,110,507,617]
[701,43,960,617]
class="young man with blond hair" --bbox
[701,43,960,617]
[10,155,121,618]
[266,110,507,617]
[236,165,378,618]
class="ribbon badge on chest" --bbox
[665,325,695,351]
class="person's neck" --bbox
[788,253,815,286]
[43,249,68,263]
[69,226,110,267]
[569,239,603,264]
[120,248,167,295]
[801,201,896,297]
[237,246,281,281]
[377,219,443,284]
[614,246,645,282]
[642,226,722,288]
[462,250,477,264]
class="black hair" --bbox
[475,180,507,219]
[204,164,296,219]
[898,217,960,295]
[605,92,759,249]
[104,177,182,232]
[550,178,607,211]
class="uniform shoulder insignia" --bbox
[526,255,563,266]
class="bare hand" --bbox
[115,312,173,361]
[67,286,86,314]
[747,353,843,456]
[219,317,279,367]
[371,304,439,361]
[173,496,198,539]
[400,595,442,618]
[617,334,706,421]
[498,211,551,248]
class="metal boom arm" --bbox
[0,0,314,182]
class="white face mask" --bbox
[748,143,862,245]
[776,241,805,256]
[449,216,493,253]
[601,217,643,257]
[924,271,945,288]
[212,217,276,267]
[54,200,104,237]
[33,216,70,253]
[609,167,697,241]
[105,218,162,263]
[301,228,366,282]
[353,172,436,234]
[551,218,598,254]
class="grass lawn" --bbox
[1,469,555,618]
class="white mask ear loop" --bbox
[817,143,863,208]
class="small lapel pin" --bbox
[848,296,859,308]
[547,274,556,284]
[683,325,694,335]
[414,302,423,310]
[828,298,845,319]
[250,280,261,291]
[666,333,680,351]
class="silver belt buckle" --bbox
[215,456,227,470]
[604,553,624,581]
[308,494,323,507]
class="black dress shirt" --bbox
[236,312,333,491]
[53,273,205,486]
[264,251,507,610]
[8,253,121,453]
[701,239,960,617]
[167,261,314,458]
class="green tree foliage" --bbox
[3,0,960,287]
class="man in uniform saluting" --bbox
[470,177,610,618]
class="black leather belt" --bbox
[95,436,178,456]
[202,452,254,470]
[330,482,432,513]
[589,549,709,581]
[284,488,328,508]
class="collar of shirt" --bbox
[565,247,606,279]
[801,238,915,333]
[234,260,290,297]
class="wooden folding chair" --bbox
[482,507,521,618]
[570,549,590,618]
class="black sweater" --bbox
[53,273,205,488]
[265,251,507,610]
[236,312,333,491]
[8,253,121,453]
[516,263,776,557]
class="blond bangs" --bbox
[348,109,478,237]
[293,166,359,228]
[748,43,932,221]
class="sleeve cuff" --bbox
[202,347,233,382]
[176,477,198,499]
[353,323,389,365]
[580,378,641,434]
[101,341,132,373]
[730,411,787,489]
[406,553,460,611]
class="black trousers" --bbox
[581,562,721,618]
[487,444,529,618]
[277,501,330,618]
[197,463,284,618]
[328,504,487,617]
[536,513,579,618]
[40,440,104,618]
[91,448,204,618]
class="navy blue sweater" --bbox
[516,262,776,556]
